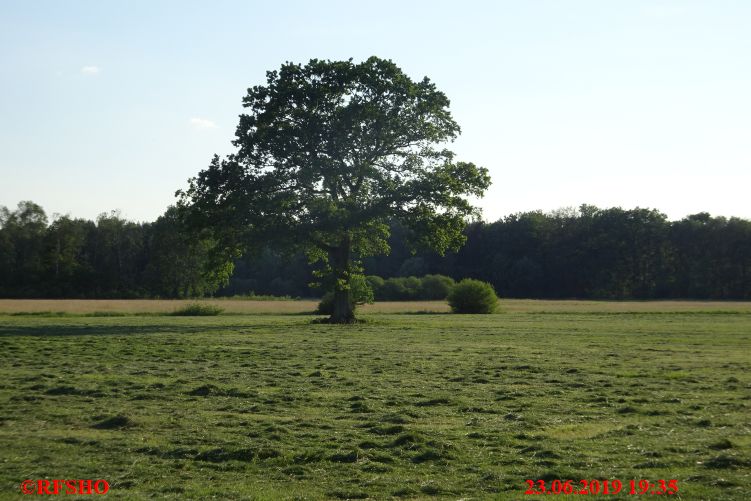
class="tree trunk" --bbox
[330,234,356,323]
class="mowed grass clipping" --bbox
[0,307,749,499]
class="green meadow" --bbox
[1,304,750,499]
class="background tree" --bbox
[0,201,48,296]
[144,207,234,298]
[1,201,750,300]
[43,215,89,296]
[90,211,146,297]
[179,57,491,322]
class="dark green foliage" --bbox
[462,206,751,299]
[2,202,751,300]
[401,277,422,297]
[0,202,230,299]
[316,275,374,315]
[447,279,498,313]
[359,274,455,300]
[145,207,233,298]
[315,292,336,315]
[350,275,375,305]
[177,57,490,322]
[170,303,224,316]
[221,247,314,298]
[365,275,385,297]
[398,256,427,277]
[366,207,751,300]
[420,274,455,299]
[377,276,423,300]
[378,277,411,300]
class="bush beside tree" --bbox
[365,275,385,298]
[447,279,498,314]
[420,274,456,300]
[373,275,454,300]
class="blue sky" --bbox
[1,0,749,222]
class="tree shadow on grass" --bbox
[0,322,284,338]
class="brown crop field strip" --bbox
[2,298,750,315]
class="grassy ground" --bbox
[0,303,750,499]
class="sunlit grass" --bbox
[0,308,749,499]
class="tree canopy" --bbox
[179,57,491,322]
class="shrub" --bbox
[365,275,384,297]
[378,276,422,300]
[227,293,296,301]
[447,279,498,314]
[402,276,422,299]
[171,303,224,316]
[379,277,409,300]
[316,275,374,315]
[316,292,337,315]
[420,274,455,299]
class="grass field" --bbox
[1,301,750,499]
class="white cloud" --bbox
[641,5,686,18]
[81,65,100,75]
[189,117,217,129]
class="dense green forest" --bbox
[1,201,750,299]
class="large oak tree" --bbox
[179,57,491,322]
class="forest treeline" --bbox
[1,201,750,299]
